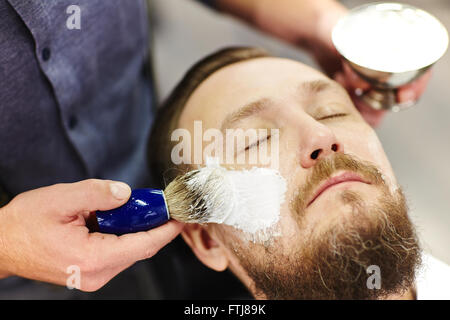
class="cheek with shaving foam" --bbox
[189,164,288,245]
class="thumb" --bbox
[47,179,131,217]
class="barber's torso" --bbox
[0,0,153,198]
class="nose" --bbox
[299,122,343,169]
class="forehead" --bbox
[179,57,329,129]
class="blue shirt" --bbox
[0,0,156,196]
[0,0,215,298]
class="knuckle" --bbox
[82,179,107,203]
[141,235,158,259]
[85,179,104,192]
[142,247,156,260]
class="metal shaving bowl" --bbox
[332,2,449,111]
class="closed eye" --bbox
[245,135,271,151]
[316,113,348,121]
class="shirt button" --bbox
[42,48,51,61]
[68,115,78,129]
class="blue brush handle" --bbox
[95,188,169,235]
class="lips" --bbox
[307,171,371,207]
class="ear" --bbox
[181,224,229,272]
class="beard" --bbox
[231,153,422,300]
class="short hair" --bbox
[148,47,270,187]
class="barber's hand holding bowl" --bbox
[334,65,433,127]
[223,0,433,127]
[300,3,433,127]
[0,179,183,291]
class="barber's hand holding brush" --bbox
[0,179,183,291]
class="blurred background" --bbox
[151,0,450,264]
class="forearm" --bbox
[215,0,347,47]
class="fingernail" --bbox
[110,182,131,200]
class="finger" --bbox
[334,71,347,88]
[342,62,371,91]
[43,179,131,218]
[397,69,433,103]
[353,98,387,128]
[91,220,184,266]
[335,71,387,128]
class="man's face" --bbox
[177,57,420,299]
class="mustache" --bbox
[293,153,386,213]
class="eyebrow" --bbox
[220,98,272,131]
[220,80,343,130]
[299,79,344,96]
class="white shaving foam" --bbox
[185,162,287,244]
[332,3,448,72]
